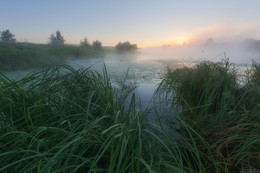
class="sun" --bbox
[172,36,189,45]
[140,35,192,48]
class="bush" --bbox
[115,41,137,52]
[80,37,91,48]
[0,29,16,43]
[92,40,102,50]
[49,30,65,45]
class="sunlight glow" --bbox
[172,36,190,45]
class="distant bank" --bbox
[0,42,116,72]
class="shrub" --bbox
[49,30,65,45]
[115,41,137,52]
[80,37,91,48]
[0,29,16,43]
[92,40,102,50]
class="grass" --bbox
[0,65,169,172]
[0,42,113,72]
[0,60,259,172]
[158,59,260,172]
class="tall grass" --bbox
[0,60,259,172]
[158,59,260,172]
[0,65,182,172]
[0,42,108,72]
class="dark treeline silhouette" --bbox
[0,29,141,72]
[0,29,16,43]
[0,29,139,53]
[115,41,138,52]
[0,30,106,72]
[80,37,102,50]
[49,30,65,45]
[80,37,91,48]
[92,40,102,50]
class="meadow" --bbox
[0,59,259,172]
[0,42,114,72]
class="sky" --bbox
[1,0,260,48]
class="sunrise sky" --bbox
[1,0,260,48]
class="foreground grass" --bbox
[0,60,259,172]
[158,59,260,172]
[0,65,181,172]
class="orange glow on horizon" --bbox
[67,35,199,49]
[171,36,189,45]
[139,35,194,48]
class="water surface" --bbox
[3,48,259,107]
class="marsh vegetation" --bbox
[0,30,137,72]
[0,42,112,72]
[0,59,259,172]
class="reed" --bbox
[0,60,259,172]
[158,59,260,172]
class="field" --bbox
[0,42,115,72]
[0,60,259,172]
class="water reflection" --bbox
[3,50,259,108]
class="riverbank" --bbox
[0,60,259,172]
[0,42,115,72]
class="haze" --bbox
[1,1,260,47]
[1,0,260,64]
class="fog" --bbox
[142,38,260,65]
[3,37,260,106]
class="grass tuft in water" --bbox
[158,59,260,172]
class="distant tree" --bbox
[0,29,16,43]
[49,30,65,45]
[80,37,91,48]
[245,39,260,53]
[115,41,137,52]
[92,40,102,50]
[204,38,215,46]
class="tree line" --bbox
[0,29,138,52]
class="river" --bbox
[3,49,259,108]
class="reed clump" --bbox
[158,59,260,172]
[0,65,151,172]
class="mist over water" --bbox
[142,39,260,65]
[65,41,259,106]
[4,40,260,107]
